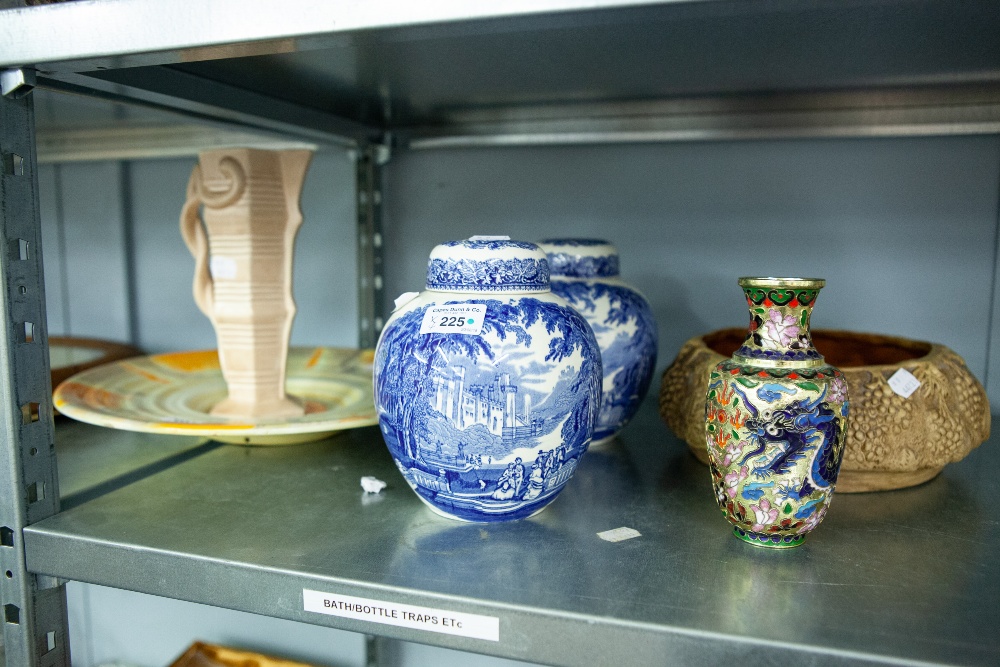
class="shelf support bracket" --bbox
[1,69,36,100]
[0,88,69,666]
[356,141,388,349]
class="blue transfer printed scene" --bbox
[374,298,602,522]
[550,280,658,441]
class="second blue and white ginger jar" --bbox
[539,239,658,444]
[374,236,602,522]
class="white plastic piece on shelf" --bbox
[393,291,420,311]
[597,527,641,543]
[361,476,387,494]
[887,368,921,399]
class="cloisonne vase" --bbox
[374,237,602,522]
[539,239,658,444]
[705,278,849,548]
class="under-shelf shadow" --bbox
[60,439,222,511]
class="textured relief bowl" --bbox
[660,328,990,492]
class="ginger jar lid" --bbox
[426,236,550,293]
[538,238,620,278]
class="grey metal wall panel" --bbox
[38,160,132,342]
[36,164,65,335]
[292,149,358,348]
[383,137,1000,401]
[65,582,368,667]
[128,157,215,352]
[378,639,541,667]
[989,214,1000,409]
[57,161,131,342]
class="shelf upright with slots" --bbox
[0,80,69,667]
[356,142,389,350]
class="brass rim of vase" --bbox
[737,276,826,289]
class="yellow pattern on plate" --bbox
[151,349,222,372]
[54,347,377,445]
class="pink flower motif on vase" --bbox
[797,504,829,534]
[760,309,800,350]
[828,376,848,404]
[724,465,749,499]
[722,439,743,467]
[750,498,779,531]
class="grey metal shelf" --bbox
[4,0,1000,150]
[54,418,220,510]
[25,402,1000,667]
[3,1,1000,665]
[32,89,319,164]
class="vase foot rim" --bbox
[733,527,806,548]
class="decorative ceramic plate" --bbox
[54,347,377,445]
[49,336,142,390]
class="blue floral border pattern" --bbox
[427,257,551,291]
[442,240,538,250]
[547,253,619,279]
[540,238,608,247]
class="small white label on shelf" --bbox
[419,304,487,335]
[209,256,238,280]
[360,476,386,494]
[887,368,921,399]
[303,589,500,641]
[597,527,641,543]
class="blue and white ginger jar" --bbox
[374,236,602,522]
[539,239,658,444]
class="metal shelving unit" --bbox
[25,404,1000,666]
[2,1,1000,665]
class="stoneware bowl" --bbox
[660,328,989,492]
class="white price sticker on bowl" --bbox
[420,304,487,335]
[887,368,921,398]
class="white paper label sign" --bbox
[597,527,642,543]
[419,304,487,335]
[303,589,500,641]
[887,368,921,399]
[209,256,238,280]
